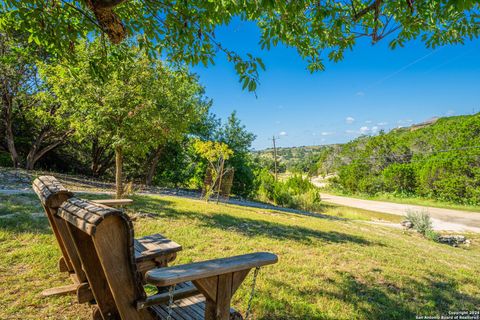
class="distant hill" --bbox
[253,144,335,172]
[253,115,458,173]
[315,113,480,205]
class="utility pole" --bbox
[272,135,278,181]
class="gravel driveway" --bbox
[321,193,480,233]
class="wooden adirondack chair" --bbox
[33,176,184,303]
[56,196,278,320]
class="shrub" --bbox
[336,162,370,193]
[406,209,433,236]
[254,168,276,203]
[357,175,384,195]
[432,175,468,203]
[382,163,416,194]
[0,152,13,167]
[254,172,321,211]
[295,188,322,211]
[425,229,439,242]
[284,175,314,195]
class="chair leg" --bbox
[194,274,234,320]
[42,284,78,297]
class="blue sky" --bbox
[192,20,480,150]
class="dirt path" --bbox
[321,193,480,233]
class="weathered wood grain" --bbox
[92,199,134,206]
[146,252,278,287]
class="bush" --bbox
[357,175,384,195]
[294,188,322,211]
[336,162,370,193]
[406,209,434,236]
[425,229,439,242]
[254,172,321,211]
[432,175,468,203]
[382,163,416,194]
[0,152,13,167]
[254,168,276,203]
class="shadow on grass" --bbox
[262,270,480,320]
[131,195,379,246]
[203,214,376,245]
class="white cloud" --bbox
[321,131,334,136]
[365,120,372,124]
[345,116,355,124]
[356,91,365,96]
[377,122,388,126]
[371,126,379,133]
[447,110,455,116]
[279,131,287,136]
[345,129,356,134]
[360,126,370,134]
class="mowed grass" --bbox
[1,193,479,319]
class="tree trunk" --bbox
[91,137,114,177]
[216,157,225,204]
[115,145,123,199]
[145,145,164,186]
[25,128,71,170]
[2,93,20,168]
[5,118,19,168]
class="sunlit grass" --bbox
[1,193,479,319]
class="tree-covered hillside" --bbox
[315,113,480,205]
[254,145,333,174]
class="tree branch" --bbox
[353,1,377,21]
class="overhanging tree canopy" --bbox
[1,1,479,91]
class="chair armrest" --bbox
[145,252,278,287]
[134,234,182,262]
[92,199,134,206]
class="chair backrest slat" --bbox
[58,197,154,320]
[33,176,86,282]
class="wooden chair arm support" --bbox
[145,252,278,287]
[136,284,199,310]
[92,199,134,206]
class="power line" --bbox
[270,135,279,181]
[339,145,480,163]
[336,151,480,167]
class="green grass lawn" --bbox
[1,193,479,319]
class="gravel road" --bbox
[321,193,480,233]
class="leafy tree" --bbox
[193,139,233,201]
[1,32,74,169]
[23,92,75,170]
[41,40,203,197]
[142,71,209,185]
[0,33,27,167]
[217,111,256,197]
[2,1,478,90]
